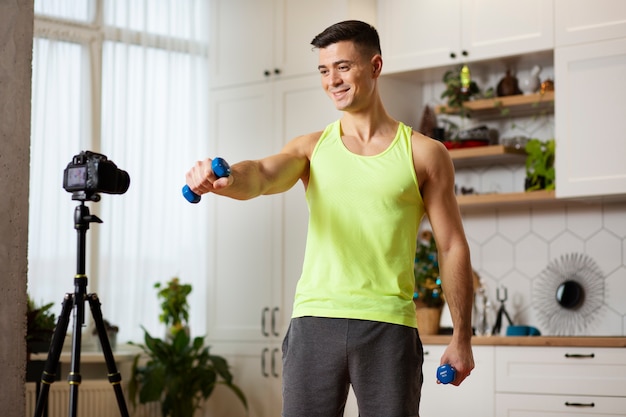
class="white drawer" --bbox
[496,393,626,416]
[495,346,626,397]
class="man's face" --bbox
[317,41,377,112]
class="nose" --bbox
[328,68,342,87]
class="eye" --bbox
[338,65,349,71]
[319,68,329,76]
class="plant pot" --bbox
[414,301,443,335]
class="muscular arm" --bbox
[185,133,318,200]
[413,134,475,385]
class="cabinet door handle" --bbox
[274,68,281,75]
[565,401,595,408]
[263,69,271,77]
[449,52,457,59]
[261,347,270,377]
[271,347,280,378]
[261,307,270,337]
[271,306,280,337]
[564,353,595,358]
[461,50,468,57]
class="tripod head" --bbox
[74,200,103,230]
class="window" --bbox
[29,0,210,343]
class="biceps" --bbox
[259,153,308,195]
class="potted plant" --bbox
[26,296,57,355]
[129,278,247,417]
[413,230,444,335]
[154,277,192,337]
[524,138,555,191]
[440,64,481,117]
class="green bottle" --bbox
[460,64,471,94]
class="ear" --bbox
[371,54,383,78]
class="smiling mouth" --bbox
[331,87,350,99]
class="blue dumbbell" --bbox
[182,157,231,204]
[436,364,456,384]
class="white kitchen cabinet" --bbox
[555,0,626,47]
[204,342,282,417]
[206,83,282,343]
[209,0,377,88]
[377,0,554,74]
[554,36,626,198]
[495,346,626,416]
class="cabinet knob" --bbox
[264,70,271,77]
[274,68,281,75]
[450,52,457,59]
[462,50,468,57]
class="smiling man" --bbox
[186,20,475,417]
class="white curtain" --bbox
[29,0,210,344]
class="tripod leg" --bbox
[34,294,74,417]
[88,293,130,417]
[502,307,515,327]
[492,305,503,335]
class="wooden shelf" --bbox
[457,190,556,210]
[436,91,554,118]
[449,144,526,169]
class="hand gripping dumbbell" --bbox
[182,157,231,204]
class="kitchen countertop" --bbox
[421,335,626,347]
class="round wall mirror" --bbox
[555,280,584,309]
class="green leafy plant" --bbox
[525,138,555,191]
[414,230,444,308]
[155,277,191,336]
[130,279,247,417]
[129,329,247,417]
[26,296,57,354]
[440,64,481,116]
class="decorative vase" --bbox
[414,300,443,335]
[520,65,542,95]
[496,69,522,97]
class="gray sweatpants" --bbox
[282,317,424,417]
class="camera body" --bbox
[63,151,130,200]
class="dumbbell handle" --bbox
[182,157,231,204]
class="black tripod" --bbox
[34,196,129,417]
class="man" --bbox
[186,20,474,417]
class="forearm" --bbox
[213,160,267,200]
[213,153,306,200]
[439,243,474,343]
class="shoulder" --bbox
[282,130,324,160]
[410,129,455,188]
[411,130,451,167]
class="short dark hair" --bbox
[311,20,381,58]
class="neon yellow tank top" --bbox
[292,120,425,327]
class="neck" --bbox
[340,96,396,142]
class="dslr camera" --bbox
[63,151,130,201]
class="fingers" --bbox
[185,158,220,195]
[450,369,472,386]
